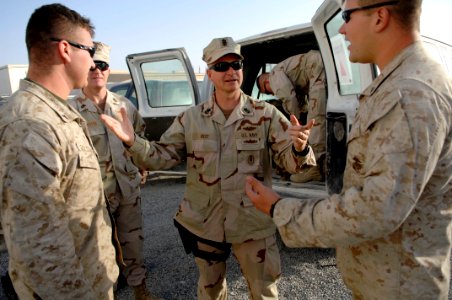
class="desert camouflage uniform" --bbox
[0,79,119,299]
[269,50,326,159]
[273,42,452,299]
[128,91,315,299]
[70,90,147,287]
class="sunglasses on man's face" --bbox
[90,61,109,72]
[341,0,399,23]
[50,37,96,58]
[209,61,243,72]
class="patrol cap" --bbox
[202,37,244,65]
[93,41,111,63]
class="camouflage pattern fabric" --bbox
[0,79,118,299]
[128,91,316,244]
[126,90,312,299]
[195,235,280,299]
[273,42,452,299]
[269,50,326,159]
[70,91,147,287]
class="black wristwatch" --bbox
[292,143,310,157]
[270,198,282,218]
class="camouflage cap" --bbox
[93,41,111,64]
[202,37,244,65]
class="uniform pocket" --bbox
[191,139,218,177]
[77,143,99,169]
[236,139,265,174]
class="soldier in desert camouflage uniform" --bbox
[0,4,119,299]
[257,51,327,183]
[246,0,452,299]
[70,42,162,300]
[102,37,316,299]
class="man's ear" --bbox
[374,7,391,32]
[207,68,213,80]
[56,40,71,63]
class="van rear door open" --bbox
[312,0,452,194]
[312,0,376,194]
[126,48,200,141]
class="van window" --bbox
[140,59,195,107]
[326,13,363,95]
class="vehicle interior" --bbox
[239,30,319,99]
[223,29,321,124]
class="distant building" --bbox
[108,70,130,83]
[0,64,28,96]
[0,64,205,96]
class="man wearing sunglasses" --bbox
[0,4,119,299]
[101,36,316,299]
[70,42,162,300]
[256,51,327,184]
[246,0,452,299]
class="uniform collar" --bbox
[201,90,254,120]
[360,41,422,98]
[73,89,118,113]
[20,79,81,123]
[352,42,424,136]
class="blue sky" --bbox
[0,0,451,72]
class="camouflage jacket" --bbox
[273,42,452,299]
[129,91,315,243]
[70,90,146,203]
[0,80,118,299]
[269,50,326,118]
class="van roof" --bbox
[237,22,313,46]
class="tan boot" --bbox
[290,165,323,183]
[133,282,164,300]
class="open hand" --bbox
[100,107,135,146]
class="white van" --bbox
[125,0,452,194]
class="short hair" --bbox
[390,0,422,31]
[25,3,95,60]
[343,0,422,31]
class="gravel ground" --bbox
[116,174,351,300]
[1,173,450,299]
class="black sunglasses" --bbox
[342,0,399,23]
[209,61,243,72]
[90,61,109,72]
[50,37,96,58]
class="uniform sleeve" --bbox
[128,112,185,171]
[129,100,146,139]
[273,83,449,248]
[306,52,327,118]
[269,56,300,116]
[1,120,96,299]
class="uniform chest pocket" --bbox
[86,121,109,158]
[77,142,99,169]
[86,121,106,136]
[191,139,219,177]
[64,141,101,210]
[236,139,265,174]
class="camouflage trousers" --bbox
[194,235,281,300]
[108,192,146,287]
